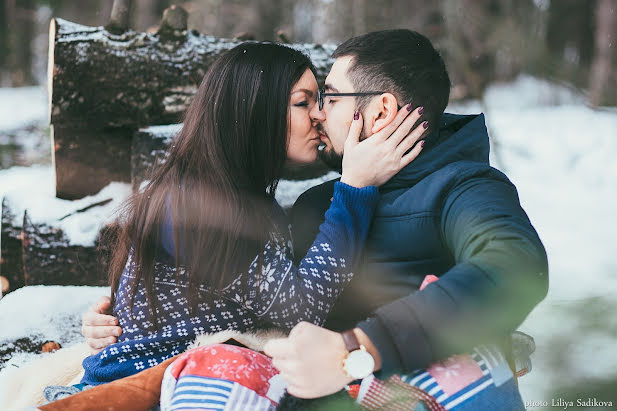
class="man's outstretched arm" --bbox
[81,296,123,354]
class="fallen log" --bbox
[1,197,25,293]
[0,276,9,296]
[0,185,130,290]
[48,15,335,199]
[53,125,132,199]
[21,211,111,287]
[48,17,336,130]
[131,124,179,191]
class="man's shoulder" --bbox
[434,160,509,183]
[294,177,340,207]
[385,161,515,207]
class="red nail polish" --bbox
[422,121,429,129]
[406,103,413,111]
[353,110,359,120]
[418,106,425,115]
[420,140,425,147]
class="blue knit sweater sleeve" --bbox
[224,182,379,328]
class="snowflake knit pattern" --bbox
[81,182,379,385]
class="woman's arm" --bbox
[230,106,428,328]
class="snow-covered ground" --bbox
[449,76,617,408]
[1,76,616,408]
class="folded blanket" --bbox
[7,329,285,411]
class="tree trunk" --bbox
[1,0,36,86]
[546,0,596,66]
[0,197,25,293]
[131,125,179,191]
[589,0,616,106]
[0,0,9,85]
[48,17,336,129]
[52,125,132,200]
[1,196,114,292]
[48,16,335,198]
[21,211,111,287]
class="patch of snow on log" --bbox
[0,165,131,247]
[276,171,340,209]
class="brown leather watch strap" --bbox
[341,329,361,352]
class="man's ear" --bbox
[369,93,399,134]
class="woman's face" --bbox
[286,68,322,164]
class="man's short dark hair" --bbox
[332,29,451,129]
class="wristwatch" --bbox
[341,329,375,379]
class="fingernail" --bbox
[114,329,121,336]
[418,106,425,115]
[420,140,425,147]
[109,319,116,325]
[422,121,429,129]
[406,103,413,111]
[353,110,359,120]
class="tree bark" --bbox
[0,197,25,293]
[48,16,335,198]
[106,0,133,34]
[21,211,111,287]
[1,196,114,292]
[546,0,595,66]
[2,0,36,86]
[52,125,132,200]
[48,17,336,130]
[589,0,616,106]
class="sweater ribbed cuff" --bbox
[332,182,380,215]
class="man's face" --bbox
[310,56,368,170]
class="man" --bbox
[84,30,547,409]
[264,29,547,408]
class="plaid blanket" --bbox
[158,343,523,411]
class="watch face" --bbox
[344,349,375,379]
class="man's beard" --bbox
[316,125,364,173]
[318,146,343,173]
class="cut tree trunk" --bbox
[21,211,113,287]
[48,16,335,198]
[53,125,132,200]
[1,197,25,293]
[131,124,179,191]
[48,17,336,130]
[1,196,114,291]
[0,276,8,295]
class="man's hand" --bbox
[81,296,122,354]
[264,322,381,399]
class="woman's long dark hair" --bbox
[108,43,316,325]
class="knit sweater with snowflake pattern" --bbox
[81,182,378,385]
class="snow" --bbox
[0,87,47,130]
[276,171,341,208]
[0,285,109,403]
[0,166,132,247]
[1,75,617,405]
[448,75,617,404]
[141,123,182,141]
[0,285,109,344]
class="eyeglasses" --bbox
[317,88,385,111]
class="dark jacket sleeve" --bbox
[357,175,549,377]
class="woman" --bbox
[78,42,426,387]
